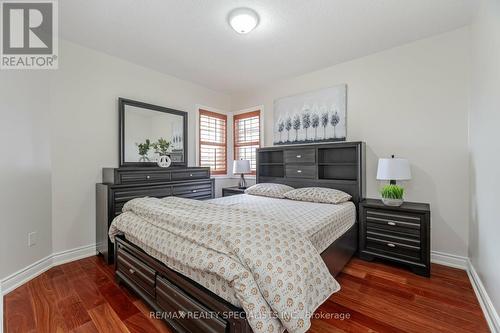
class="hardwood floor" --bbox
[4,256,489,333]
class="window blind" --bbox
[199,109,227,175]
[234,110,260,173]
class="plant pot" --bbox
[381,198,404,206]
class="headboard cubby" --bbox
[257,141,366,204]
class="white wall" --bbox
[0,72,53,280]
[469,0,500,321]
[231,28,471,257]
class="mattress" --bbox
[117,194,355,310]
[208,194,356,253]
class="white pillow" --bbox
[244,183,294,199]
[284,187,351,204]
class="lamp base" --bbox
[238,174,247,189]
[381,198,404,206]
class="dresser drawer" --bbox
[156,276,228,333]
[172,181,213,199]
[117,245,156,297]
[113,185,172,215]
[284,149,316,164]
[118,171,171,184]
[365,235,421,262]
[285,165,316,179]
[171,170,209,181]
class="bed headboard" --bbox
[256,141,366,204]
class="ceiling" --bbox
[60,0,476,94]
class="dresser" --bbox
[96,167,214,263]
[359,199,431,276]
[222,186,246,197]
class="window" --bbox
[234,110,260,174]
[199,109,227,175]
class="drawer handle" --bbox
[129,268,135,274]
[387,243,396,248]
[297,170,302,173]
[189,173,193,177]
[192,190,197,193]
[296,155,302,158]
[387,221,397,226]
[146,175,151,179]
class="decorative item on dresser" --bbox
[222,186,246,197]
[96,166,214,264]
[358,198,431,276]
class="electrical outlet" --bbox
[28,231,37,247]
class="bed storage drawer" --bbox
[284,148,316,164]
[156,275,228,333]
[285,165,316,179]
[116,243,156,297]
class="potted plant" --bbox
[380,184,405,206]
[152,138,172,167]
[136,139,151,162]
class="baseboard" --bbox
[0,243,96,296]
[430,250,468,269]
[467,259,500,333]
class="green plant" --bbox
[152,138,171,156]
[380,184,404,199]
[136,139,151,157]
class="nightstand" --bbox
[222,186,246,197]
[359,199,431,276]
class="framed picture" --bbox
[273,84,347,145]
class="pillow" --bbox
[284,187,351,204]
[244,183,294,199]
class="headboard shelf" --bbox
[256,142,365,204]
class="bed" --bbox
[111,142,365,333]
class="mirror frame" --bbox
[119,98,188,167]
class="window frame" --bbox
[233,110,261,175]
[199,109,228,175]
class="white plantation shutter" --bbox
[199,109,227,174]
[234,110,260,174]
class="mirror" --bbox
[119,98,187,167]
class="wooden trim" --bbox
[199,109,228,175]
[234,110,261,175]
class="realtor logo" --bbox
[1,0,58,69]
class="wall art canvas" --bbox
[273,84,347,145]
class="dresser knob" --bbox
[296,155,302,158]
[387,243,396,248]
[387,221,396,226]
[189,173,193,177]
[129,268,135,274]
[146,175,151,179]
[297,170,302,173]
[192,190,197,193]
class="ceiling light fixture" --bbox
[228,8,259,34]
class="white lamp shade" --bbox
[233,160,251,174]
[376,158,411,181]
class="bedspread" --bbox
[109,196,339,333]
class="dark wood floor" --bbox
[4,256,489,333]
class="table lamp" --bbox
[233,159,251,189]
[376,155,411,206]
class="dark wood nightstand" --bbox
[359,199,431,276]
[222,186,246,197]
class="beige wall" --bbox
[469,0,500,319]
[231,28,471,257]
